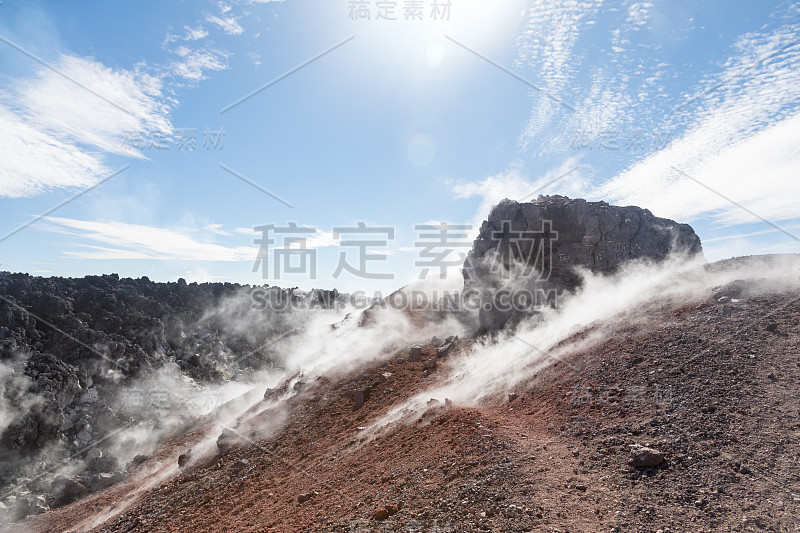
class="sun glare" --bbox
[343,0,522,74]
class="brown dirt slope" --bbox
[11,290,800,533]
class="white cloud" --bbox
[304,229,339,249]
[0,55,172,198]
[170,46,229,81]
[163,25,209,44]
[0,104,108,198]
[249,226,340,250]
[516,0,603,144]
[184,26,210,41]
[18,55,172,156]
[627,2,653,26]
[516,1,673,154]
[597,112,800,225]
[43,217,254,261]
[204,223,232,236]
[595,25,800,226]
[1,0,281,200]
[206,14,244,35]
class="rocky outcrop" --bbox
[464,195,703,330]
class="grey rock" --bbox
[463,196,703,331]
[217,428,240,452]
[12,496,31,522]
[298,491,315,503]
[408,345,422,362]
[352,385,373,410]
[178,451,192,467]
[51,476,89,507]
[436,343,452,357]
[629,444,665,467]
[89,471,124,491]
[87,455,118,474]
[76,429,93,446]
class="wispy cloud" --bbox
[513,2,800,237]
[0,54,172,198]
[19,55,172,156]
[626,2,653,26]
[236,226,340,249]
[164,25,210,44]
[516,0,603,145]
[596,24,800,226]
[514,1,678,156]
[0,104,108,199]
[170,46,229,81]
[206,14,244,35]
[43,217,254,261]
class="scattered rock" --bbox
[178,450,192,467]
[51,476,89,508]
[129,454,149,468]
[353,386,373,410]
[372,504,399,520]
[408,345,422,362]
[431,336,443,347]
[217,428,240,452]
[11,497,31,521]
[89,472,124,491]
[436,343,452,357]
[629,445,664,467]
[712,279,748,301]
[297,491,315,503]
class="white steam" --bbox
[366,253,800,436]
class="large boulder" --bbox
[463,195,703,331]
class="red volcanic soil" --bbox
[11,290,800,532]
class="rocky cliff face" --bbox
[463,195,704,330]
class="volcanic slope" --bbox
[10,259,800,533]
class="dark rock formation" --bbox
[0,272,344,522]
[464,195,703,331]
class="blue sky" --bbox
[1,0,799,293]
